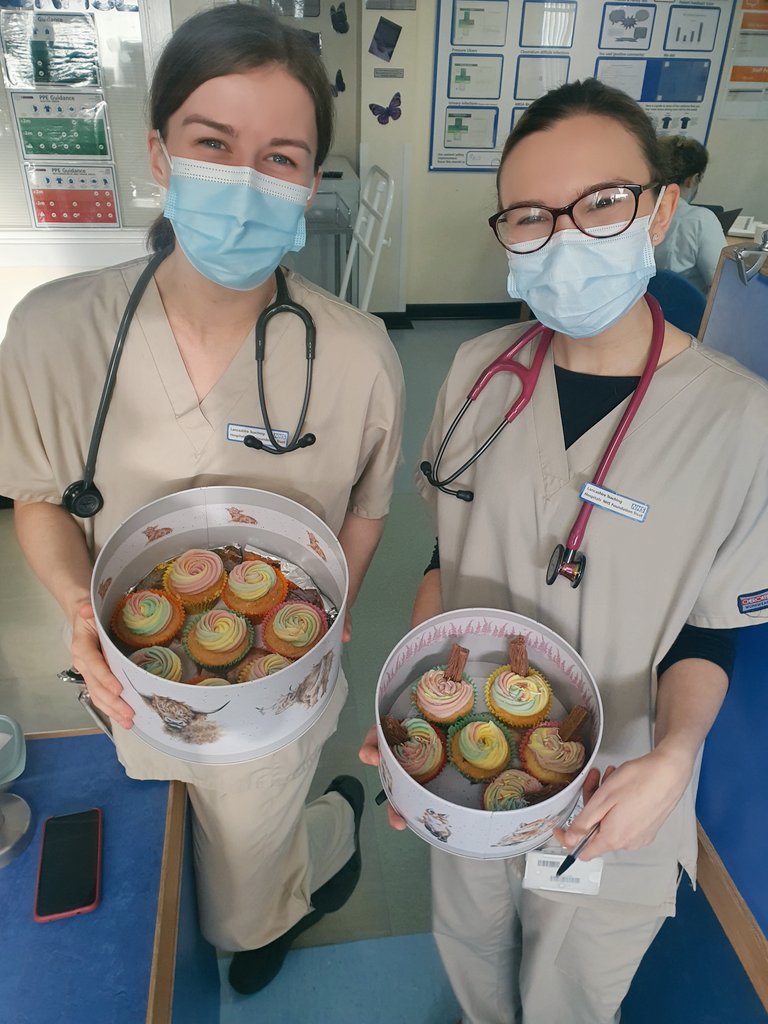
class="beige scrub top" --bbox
[419,323,768,910]
[0,258,404,552]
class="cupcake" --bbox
[222,558,288,621]
[236,650,291,682]
[447,714,516,783]
[183,609,253,671]
[485,635,552,728]
[482,769,544,811]
[194,677,231,687]
[111,589,185,649]
[163,549,226,613]
[262,601,328,660]
[519,722,585,786]
[389,717,447,785]
[129,645,183,682]
[412,644,475,726]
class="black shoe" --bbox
[228,775,365,996]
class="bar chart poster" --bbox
[429,0,736,171]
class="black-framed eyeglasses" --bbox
[489,182,659,254]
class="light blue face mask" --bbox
[506,188,666,338]
[158,138,312,290]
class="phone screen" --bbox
[35,808,102,921]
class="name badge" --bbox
[523,850,604,896]
[580,482,649,523]
[227,422,289,450]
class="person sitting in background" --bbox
[655,136,726,292]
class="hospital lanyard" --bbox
[420,293,666,588]
[62,251,317,520]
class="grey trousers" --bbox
[432,847,670,1024]
[114,671,356,951]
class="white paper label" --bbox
[227,423,289,449]
[580,482,649,523]
[523,851,604,895]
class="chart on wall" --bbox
[430,0,737,170]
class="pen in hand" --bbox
[556,820,601,877]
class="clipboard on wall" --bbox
[700,239,768,382]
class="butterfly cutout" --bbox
[330,68,346,98]
[143,525,173,544]
[369,92,402,126]
[330,2,349,34]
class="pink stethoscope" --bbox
[420,293,666,589]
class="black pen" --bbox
[375,787,387,806]
[555,821,601,877]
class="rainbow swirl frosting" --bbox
[227,560,278,601]
[189,610,250,654]
[527,724,585,776]
[129,646,183,681]
[268,602,326,649]
[393,718,445,784]
[447,715,513,781]
[120,591,176,637]
[167,549,224,596]
[483,769,543,811]
[413,669,474,723]
[486,668,551,722]
[238,651,291,681]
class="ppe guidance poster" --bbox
[430,0,736,171]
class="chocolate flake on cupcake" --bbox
[485,636,552,728]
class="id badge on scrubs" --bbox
[522,849,604,895]
[522,803,603,896]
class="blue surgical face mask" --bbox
[158,136,312,290]
[506,188,666,338]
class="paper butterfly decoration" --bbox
[330,2,349,34]
[330,68,346,98]
[369,92,402,126]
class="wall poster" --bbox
[430,0,737,171]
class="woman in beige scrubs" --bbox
[362,79,768,1023]
[0,7,403,996]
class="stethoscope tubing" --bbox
[80,247,171,489]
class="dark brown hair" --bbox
[659,135,708,186]
[148,4,334,251]
[496,78,664,199]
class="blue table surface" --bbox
[697,622,768,938]
[0,732,169,1024]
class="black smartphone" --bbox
[34,808,103,923]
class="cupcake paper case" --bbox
[182,609,254,670]
[447,713,518,783]
[111,589,186,649]
[162,548,226,613]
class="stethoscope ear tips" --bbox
[546,545,586,588]
[297,433,316,448]
[243,435,263,450]
[62,480,104,519]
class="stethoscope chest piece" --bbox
[62,479,104,518]
[546,544,586,589]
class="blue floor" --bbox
[219,878,766,1024]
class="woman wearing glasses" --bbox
[362,79,768,1023]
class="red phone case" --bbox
[33,808,103,923]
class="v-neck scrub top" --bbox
[419,322,768,908]
[0,258,404,553]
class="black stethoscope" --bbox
[421,293,666,589]
[62,249,317,519]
